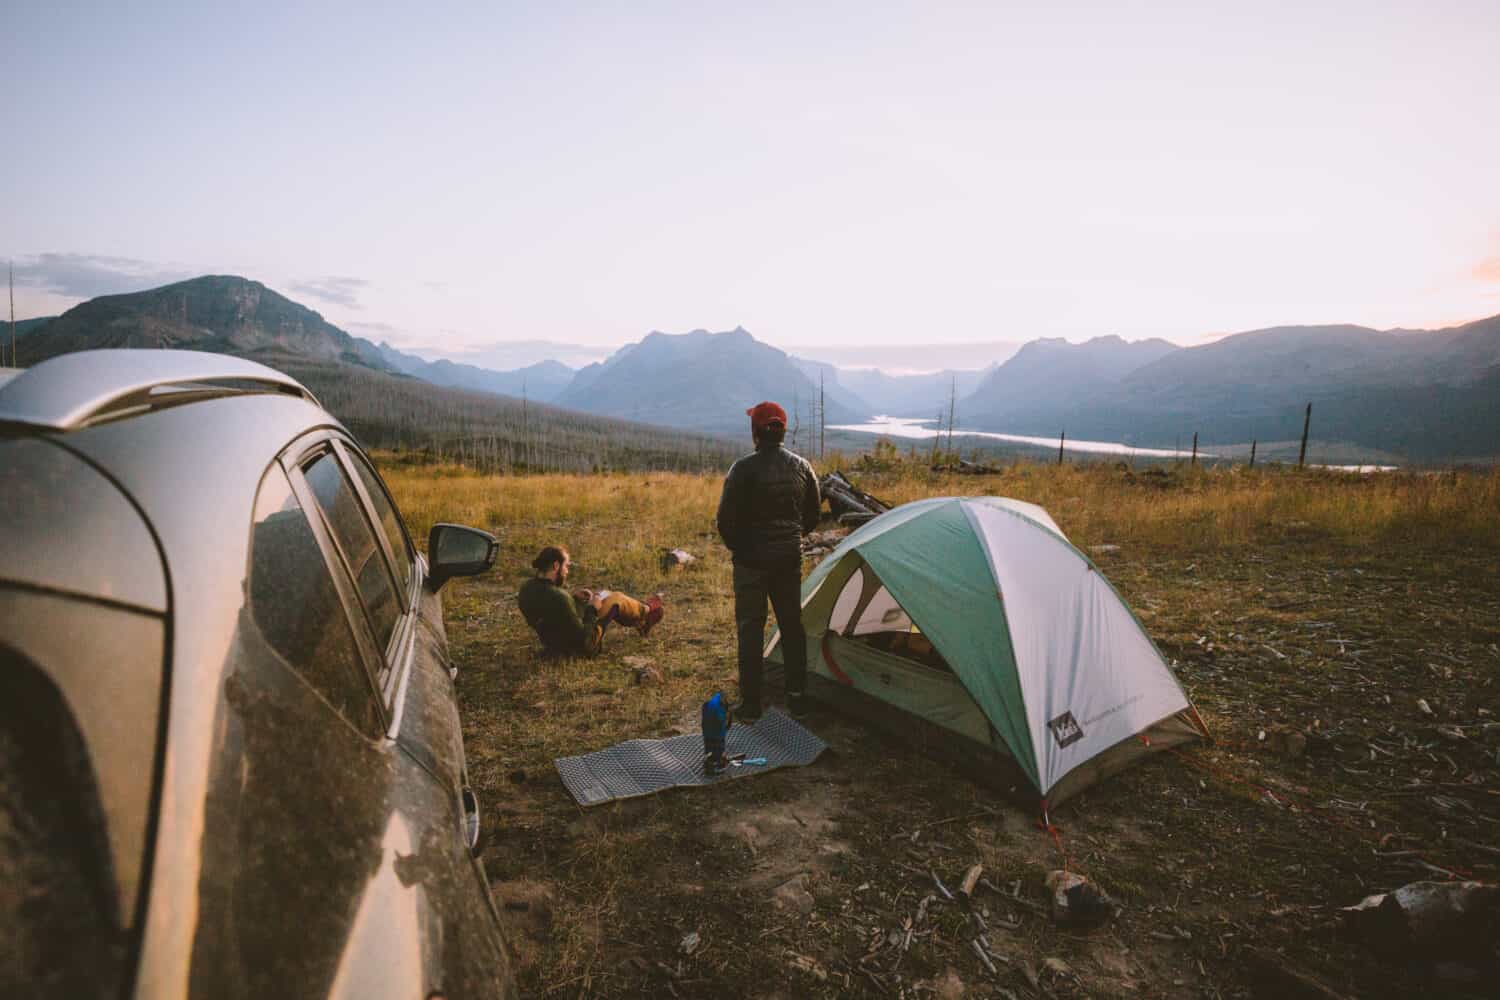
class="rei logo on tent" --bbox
[1048,711,1085,749]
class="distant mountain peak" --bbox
[19,273,390,372]
[553,325,866,431]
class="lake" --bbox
[828,416,1199,458]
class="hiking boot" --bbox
[638,594,665,636]
[730,701,762,724]
[787,690,809,720]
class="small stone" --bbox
[1043,956,1074,977]
[1417,698,1434,716]
[1045,870,1113,928]
[934,969,965,1000]
[786,952,829,980]
[773,875,816,914]
[622,656,663,685]
[679,930,700,956]
[1264,725,1308,758]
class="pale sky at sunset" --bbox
[5,2,1498,365]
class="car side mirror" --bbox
[426,524,498,592]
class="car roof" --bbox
[0,349,317,431]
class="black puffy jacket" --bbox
[716,444,821,567]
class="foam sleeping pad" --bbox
[554,709,828,807]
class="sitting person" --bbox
[517,545,664,656]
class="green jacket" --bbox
[518,577,601,656]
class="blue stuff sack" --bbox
[702,691,732,775]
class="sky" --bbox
[5,1,1499,370]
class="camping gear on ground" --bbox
[765,495,1209,805]
[553,708,827,807]
[702,690,732,775]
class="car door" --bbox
[188,458,399,998]
[292,437,513,998]
[331,441,470,797]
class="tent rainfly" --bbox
[767,496,1208,806]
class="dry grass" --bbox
[380,456,1500,999]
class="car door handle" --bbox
[462,786,482,855]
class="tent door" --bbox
[821,633,993,746]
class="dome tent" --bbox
[767,496,1208,805]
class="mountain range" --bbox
[956,318,1500,459]
[376,341,574,402]
[790,359,994,419]
[5,275,737,473]
[962,335,1180,425]
[553,327,866,432]
[9,274,1499,461]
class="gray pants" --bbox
[733,560,806,713]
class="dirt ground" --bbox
[417,468,1499,999]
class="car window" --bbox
[249,465,382,735]
[302,452,399,653]
[343,447,413,598]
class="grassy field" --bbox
[381,455,1500,999]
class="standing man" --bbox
[716,401,821,721]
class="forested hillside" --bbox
[270,354,739,473]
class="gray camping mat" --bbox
[554,709,827,807]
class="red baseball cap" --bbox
[746,401,787,430]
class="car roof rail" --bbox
[0,349,321,431]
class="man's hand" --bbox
[572,587,596,604]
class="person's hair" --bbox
[531,545,568,573]
[754,424,786,447]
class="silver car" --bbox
[0,350,516,999]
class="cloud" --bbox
[287,275,368,309]
[11,253,192,299]
[1474,255,1500,284]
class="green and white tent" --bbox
[768,496,1207,805]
